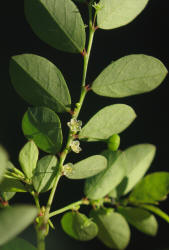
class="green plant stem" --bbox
[32,191,41,210]
[36,228,46,250]
[49,199,88,218]
[81,2,95,87]
[38,4,96,248]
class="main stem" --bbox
[36,3,96,250]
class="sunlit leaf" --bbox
[19,140,39,179]
[129,172,169,204]
[97,0,149,29]
[118,206,158,236]
[24,0,86,53]
[90,208,130,249]
[84,151,126,200]
[65,155,107,179]
[79,104,136,142]
[92,55,167,98]
[10,54,71,113]
[110,144,156,197]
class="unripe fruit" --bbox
[107,134,120,151]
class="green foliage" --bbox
[24,0,86,53]
[0,146,8,183]
[10,54,71,113]
[0,0,168,249]
[0,205,37,246]
[90,208,131,249]
[118,206,158,236]
[109,144,156,197]
[138,204,169,224]
[33,155,58,193]
[19,140,39,179]
[22,107,63,154]
[0,192,16,202]
[1,237,37,250]
[0,178,27,192]
[84,151,126,199]
[129,172,169,204]
[92,55,167,98]
[97,0,149,29]
[64,155,107,179]
[61,211,98,241]
[79,104,136,141]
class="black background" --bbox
[0,0,169,249]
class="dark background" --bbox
[0,0,169,249]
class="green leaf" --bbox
[97,0,149,29]
[0,192,16,201]
[10,54,71,113]
[19,140,39,179]
[138,204,169,224]
[0,205,37,246]
[111,144,156,197]
[92,54,168,98]
[65,155,107,179]
[22,107,63,154]
[118,206,158,236]
[61,211,98,241]
[129,172,169,204]
[61,212,78,240]
[24,0,86,53]
[0,178,27,192]
[79,104,136,141]
[84,151,126,200]
[33,155,58,193]
[73,212,98,241]
[90,208,130,249]
[1,237,37,250]
[0,146,8,183]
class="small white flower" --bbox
[67,118,82,133]
[70,140,82,154]
[63,163,73,175]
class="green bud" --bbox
[107,134,120,151]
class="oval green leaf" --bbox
[138,204,169,224]
[1,237,37,250]
[129,172,169,204]
[61,212,78,240]
[112,144,156,197]
[19,140,39,179]
[118,206,158,236]
[33,155,58,193]
[97,0,149,29]
[73,212,98,241]
[10,54,71,113]
[24,0,86,53]
[0,205,37,246]
[90,208,130,249]
[61,211,98,241]
[84,151,126,200]
[92,54,168,98]
[0,178,27,192]
[65,155,107,179]
[79,104,136,141]
[0,146,8,183]
[22,107,63,154]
